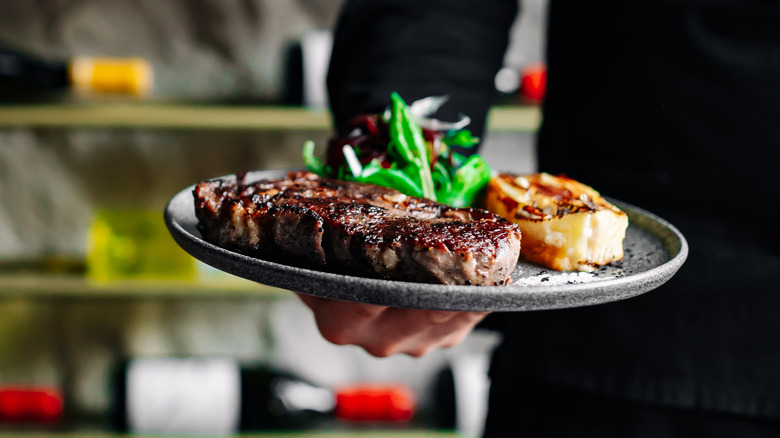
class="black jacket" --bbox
[328,0,780,419]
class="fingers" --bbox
[385,309,489,357]
[297,294,389,346]
[297,294,489,358]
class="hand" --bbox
[297,294,489,357]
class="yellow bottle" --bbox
[69,57,153,96]
[87,209,195,282]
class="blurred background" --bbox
[0,0,547,436]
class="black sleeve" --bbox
[326,0,518,139]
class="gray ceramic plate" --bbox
[165,170,688,312]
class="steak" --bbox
[194,171,521,286]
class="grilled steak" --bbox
[194,171,521,285]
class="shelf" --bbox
[0,272,291,299]
[0,103,540,132]
[0,432,459,438]
[0,104,332,130]
[487,105,541,132]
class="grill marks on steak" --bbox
[194,172,521,286]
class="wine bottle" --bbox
[0,387,63,424]
[0,42,152,99]
[432,354,493,438]
[111,357,416,435]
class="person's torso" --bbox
[497,0,780,417]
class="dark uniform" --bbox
[327,0,780,436]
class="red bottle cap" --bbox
[334,383,416,422]
[519,63,547,103]
[0,387,63,423]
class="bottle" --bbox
[518,63,547,103]
[432,353,493,438]
[111,357,416,435]
[0,386,64,424]
[0,41,152,100]
[86,209,197,283]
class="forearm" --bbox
[327,0,518,138]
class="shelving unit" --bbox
[0,102,527,438]
[0,272,288,299]
[0,431,460,438]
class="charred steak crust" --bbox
[194,171,521,286]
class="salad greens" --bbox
[303,92,492,208]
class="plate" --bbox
[164,170,688,311]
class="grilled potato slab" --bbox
[485,173,628,272]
